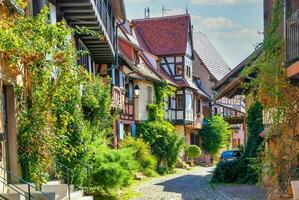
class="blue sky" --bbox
[124,0,263,68]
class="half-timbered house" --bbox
[132,14,200,141]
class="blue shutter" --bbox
[131,124,136,138]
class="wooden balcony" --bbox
[286,9,299,65]
[120,98,134,121]
[58,0,115,63]
[286,9,299,81]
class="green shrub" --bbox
[120,137,157,177]
[138,120,185,171]
[186,145,202,166]
[211,157,248,183]
[199,115,231,156]
[156,166,168,175]
[90,148,139,191]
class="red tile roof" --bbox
[132,14,191,56]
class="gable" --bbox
[132,15,191,56]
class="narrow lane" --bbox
[132,167,266,200]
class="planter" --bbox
[288,186,293,195]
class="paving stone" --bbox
[132,167,267,200]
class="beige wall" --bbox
[193,54,214,97]
[134,80,155,122]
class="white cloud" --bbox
[212,28,261,40]
[201,17,239,30]
[190,15,262,67]
[191,15,240,31]
[150,8,186,18]
[190,0,260,6]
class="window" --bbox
[175,64,183,75]
[191,133,196,145]
[119,71,125,88]
[126,82,133,102]
[214,107,218,115]
[147,85,153,103]
[176,95,184,110]
[169,96,176,109]
[186,66,191,78]
[196,99,201,114]
[115,70,120,86]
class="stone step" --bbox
[70,190,84,200]
[7,184,37,194]
[5,181,92,200]
[42,184,68,200]
[46,180,63,185]
[135,172,146,181]
[0,192,55,200]
[81,196,94,200]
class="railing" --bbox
[54,159,92,198]
[286,9,299,66]
[94,0,115,50]
[54,160,74,200]
[0,165,52,200]
[0,178,31,199]
[73,159,92,194]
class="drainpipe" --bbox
[115,18,126,70]
[112,0,126,147]
[114,0,127,69]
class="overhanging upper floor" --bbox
[56,0,125,64]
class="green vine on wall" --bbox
[0,6,107,185]
[242,0,299,196]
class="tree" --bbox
[186,145,202,166]
[138,120,185,170]
[199,115,231,156]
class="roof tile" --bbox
[193,31,231,81]
[132,15,190,56]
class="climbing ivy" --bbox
[0,7,106,185]
[242,0,299,196]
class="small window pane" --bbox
[176,95,184,109]
[176,64,183,75]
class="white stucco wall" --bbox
[134,80,155,122]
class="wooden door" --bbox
[0,84,8,192]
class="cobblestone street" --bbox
[132,167,267,200]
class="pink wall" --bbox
[231,124,245,148]
[185,131,191,145]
